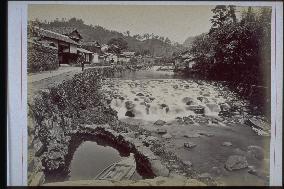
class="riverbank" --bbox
[173,68,271,120]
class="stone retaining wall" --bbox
[28,41,59,73]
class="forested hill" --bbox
[183,36,195,48]
[35,18,185,57]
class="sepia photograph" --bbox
[19,2,279,186]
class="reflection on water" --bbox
[69,141,142,181]
[69,141,122,181]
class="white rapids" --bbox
[102,78,228,122]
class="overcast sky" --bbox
[29,4,245,43]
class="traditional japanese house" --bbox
[30,25,94,64]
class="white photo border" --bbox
[7,1,283,186]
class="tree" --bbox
[143,33,150,40]
[127,30,130,37]
[159,36,165,41]
[165,37,171,44]
[228,5,237,23]
[133,34,140,40]
[245,7,256,22]
[209,5,229,33]
[107,38,128,54]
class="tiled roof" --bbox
[77,48,93,54]
[46,27,82,38]
[82,41,101,48]
[28,39,58,50]
[36,27,79,45]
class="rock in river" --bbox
[247,145,265,160]
[182,97,194,105]
[162,133,172,139]
[125,101,135,110]
[154,120,166,126]
[183,133,201,138]
[156,128,167,135]
[136,93,144,96]
[225,155,248,171]
[184,142,197,149]
[125,111,135,117]
[222,142,233,147]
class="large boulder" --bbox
[225,155,248,171]
[197,97,209,103]
[222,141,233,147]
[154,120,166,126]
[184,142,197,149]
[220,103,231,111]
[136,93,144,96]
[125,101,135,110]
[247,145,265,160]
[183,117,194,124]
[125,111,135,117]
[182,97,194,105]
[156,128,167,134]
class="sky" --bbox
[28,4,245,44]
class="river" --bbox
[101,66,270,186]
[68,66,270,186]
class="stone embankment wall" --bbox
[27,68,163,186]
[28,41,59,73]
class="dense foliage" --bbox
[189,6,271,88]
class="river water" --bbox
[69,141,122,180]
[69,67,270,185]
[103,67,238,122]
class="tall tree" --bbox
[165,37,171,44]
[126,30,130,37]
[209,5,229,33]
[143,33,150,40]
[228,5,237,23]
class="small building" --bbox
[119,51,136,63]
[77,48,93,64]
[105,53,118,64]
[29,26,93,65]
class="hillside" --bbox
[183,36,195,48]
[35,18,185,57]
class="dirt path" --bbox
[28,69,81,103]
